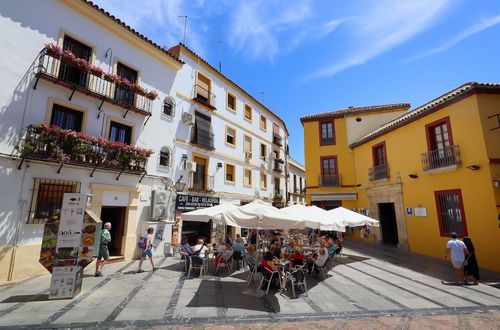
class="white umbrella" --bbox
[327,207,380,227]
[181,203,240,226]
[281,204,345,231]
[222,199,307,230]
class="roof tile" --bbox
[300,103,410,121]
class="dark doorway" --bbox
[378,203,398,244]
[100,207,126,256]
[182,220,211,246]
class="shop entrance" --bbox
[378,203,398,244]
[100,206,126,256]
[182,220,211,245]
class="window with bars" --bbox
[29,178,81,224]
[159,146,171,166]
[435,189,467,237]
[58,35,91,88]
[115,62,137,106]
[163,96,175,117]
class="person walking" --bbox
[463,237,480,285]
[444,232,469,283]
[95,222,112,277]
[138,227,157,273]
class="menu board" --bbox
[48,266,83,299]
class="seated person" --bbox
[212,244,233,269]
[178,236,193,260]
[270,232,279,245]
[214,238,225,257]
[261,251,285,289]
[232,238,246,254]
[307,243,329,274]
[326,235,335,247]
[290,249,306,267]
[271,242,282,259]
[192,238,208,258]
[283,240,296,254]
[244,244,256,266]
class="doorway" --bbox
[100,207,126,256]
[378,203,398,244]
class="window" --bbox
[225,163,235,183]
[260,114,267,131]
[273,123,282,145]
[320,156,338,186]
[159,146,171,166]
[163,96,175,117]
[260,172,267,189]
[372,142,386,166]
[319,120,335,145]
[435,189,467,237]
[58,35,91,87]
[192,112,214,149]
[192,155,209,190]
[115,62,138,106]
[196,72,212,104]
[244,168,252,186]
[109,121,132,145]
[274,177,281,195]
[227,91,236,112]
[29,178,80,224]
[50,104,83,132]
[293,174,297,192]
[244,134,252,154]
[226,126,236,146]
[260,143,267,160]
[244,104,252,121]
[424,117,459,169]
[299,177,303,193]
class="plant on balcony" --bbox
[129,83,146,96]
[145,90,159,100]
[103,73,120,83]
[44,43,62,58]
[117,77,132,89]
[274,193,283,200]
[14,141,35,156]
[89,65,104,77]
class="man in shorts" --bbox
[95,222,111,277]
[444,232,469,283]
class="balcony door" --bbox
[193,112,213,149]
[426,117,455,168]
[50,104,83,132]
[58,35,91,87]
[321,156,338,186]
[115,63,137,106]
[109,121,132,145]
[192,156,207,190]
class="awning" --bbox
[310,191,357,201]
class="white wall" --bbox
[345,111,407,146]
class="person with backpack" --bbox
[137,227,157,273]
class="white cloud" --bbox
[302,0,453,82]
[407,14,500,61]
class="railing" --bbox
[319,174,340,187]
[36,48,153,115]
[273,134,283,146]
[193,84,217,108]
[320,137,334,145]
[421,145,460,171]
[273,159,284,172]
[17,125,149,173]
[191,128,215,150]
[189,174,214,191]
[369,164,390,181]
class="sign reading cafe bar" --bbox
[176,194,220,211]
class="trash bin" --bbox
[164,243,171,257]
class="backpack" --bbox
[137,234,148,249]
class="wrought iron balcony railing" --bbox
[193,84,217,109]
[368,164,390,181]
[189,174,214,192]
[318,174,340,187]
[191,128,215,150]
[421,145,461,171]
[34,48,153,116]
[16,125,150,180]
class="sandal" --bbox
[137,270,144,273]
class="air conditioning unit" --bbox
[184,160,197,172]
[245,151,252,160]
[150,189,169,219]
[182,112,195,126]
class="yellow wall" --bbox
[352,94,500,272]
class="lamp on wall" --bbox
[174,175,186,192]
[355,184,362,188]
[466,165,480,170]
[217,162,223,168]
[408,174,418,179]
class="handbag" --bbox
[463,254,471,267]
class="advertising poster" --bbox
[56,194,86,249]
[48,266,83,299]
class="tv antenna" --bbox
[178,16,188,44]
[212,41,222,72]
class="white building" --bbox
[287,157,306,205]
[0,0,302,281]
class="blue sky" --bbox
[93,0,500,165]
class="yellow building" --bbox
[301,82,500,272]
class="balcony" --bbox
[320,137,334,145]
[193,84,217,110]
[273,134,283,146]
[189,174,214,192]
[274,189,283,201]
[319,174,340,187]
[15,124,152,180]
[273,159,284,172]
[421,145,461,172]
[34,46,156,117]
[369,164,390,181]
[191,128,215,150]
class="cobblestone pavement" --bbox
[0,241,499,329]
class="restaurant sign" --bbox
[176,194,219,211]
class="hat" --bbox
[451,232,457,238]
